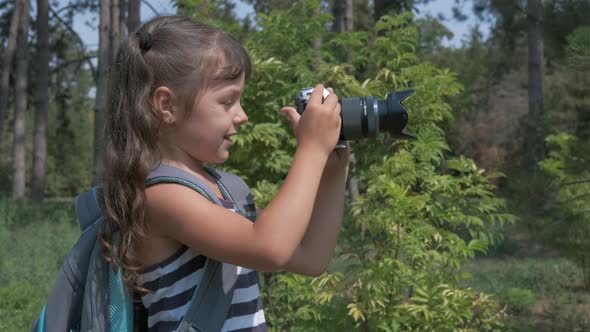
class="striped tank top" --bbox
[139,198,267,331]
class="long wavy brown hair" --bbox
[99,15,251,291]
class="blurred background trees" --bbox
[1,0,589,330]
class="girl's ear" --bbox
[153,86,177,124]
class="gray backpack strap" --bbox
[146,164,223,206]
[176,260,236,332]
[146,164,249,332]
[75,186,102,231]
[79,239,111,332]
[205,167,257,222]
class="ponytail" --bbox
[99,15,252,291]
[100,29,159,291]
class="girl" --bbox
[101,15,349,331]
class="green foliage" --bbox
[45,70,94,197]
[174,0,251,39]
[566,26,590,71]
[0,50,94,198]
[500,288,536,314]
[539,133,590,288]
[0,0,534,330]
[221,1,515,330]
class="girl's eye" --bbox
[223,100,235,107]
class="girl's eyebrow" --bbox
[218,86,242,94]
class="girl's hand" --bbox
[281,84,341,156]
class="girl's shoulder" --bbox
[146,164,256,220]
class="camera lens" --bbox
[294,88,415,141]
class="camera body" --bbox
[294,87,416,144]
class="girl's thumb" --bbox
[280,106,299,125]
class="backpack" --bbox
[31,165,257,332]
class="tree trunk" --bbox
[127,0,140,33]
[111,0,121,63]
[525,0,544,172]
[354,0,371,32]
[94,0,112,185]
[345,0,353,31]
[374,0,406,22]
[49,7,98,82]
[0,2,21,148]
[332,0,353,32]
[374,0,384,22]
[30,0,50,201]
[119,0,127,38]
[12,0,30,198]
[333,0,345,32]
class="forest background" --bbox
[1,0,589,331]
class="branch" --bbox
[562,179,590,187]
[49,6,97,82]
[557,192,590,205]
[55,1,98,16]
[142,0,160,16]
[51,55,97,74]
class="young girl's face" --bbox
[164,73,247,166]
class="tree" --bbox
[12,0,30,198]
[127,0,140,32]
[225,2,512,329]
[374,0,417,22]
[175,0,248,38]
[524,0,544,172]
[332,0,353,33]
[118,0,127,38]
[48,5,98,82]
[243,0,291,16]
[30,0,50,201]
[537,27,590,287]
[0,2,21,148]
[93,0,112,185]
[111,0,122,62]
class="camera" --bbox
[294,87,416,146]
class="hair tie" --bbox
[136,31,153,53]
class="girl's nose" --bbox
[235,103,248,126]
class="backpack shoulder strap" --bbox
[176,259,236,332]
[145,164,223,206]
[74,186,103,231]
[205,168,257,222]
[146,164,245,332]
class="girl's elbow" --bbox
[285,256,328,277]
[259,244,294,272]
[301,265,326,277]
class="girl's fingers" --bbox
[280,106,301,132]
[308,83,325,106]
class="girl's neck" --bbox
[160,159,209,179]
[159,159,224,198]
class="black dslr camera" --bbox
[294,87,416,147]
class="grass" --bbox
[3,196,590,331]
[0,197,79,332]
[462,257,590,332]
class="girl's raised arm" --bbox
[146,84,341,271]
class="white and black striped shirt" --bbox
[139,198,267,332]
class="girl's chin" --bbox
[210,151,230,164]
